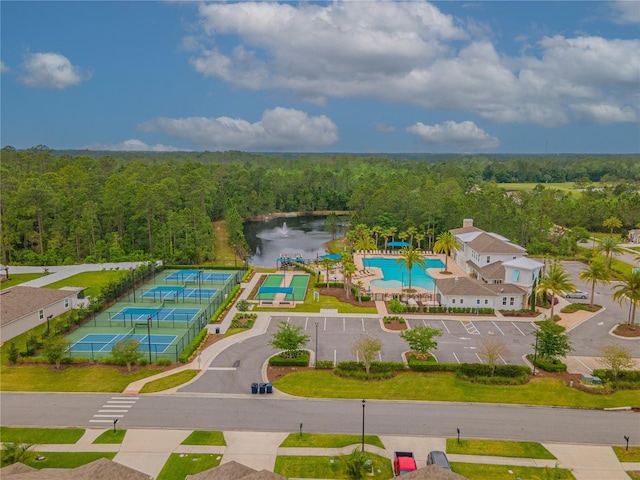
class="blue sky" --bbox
[2,1,639,153]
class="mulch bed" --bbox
[613,324,640,338]
[321,286,376,308]
[384,320,407,330]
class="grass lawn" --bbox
[446,438,556,459]
[0,427,85,444]
[255,286,376,314]
[273,371,640,409]
[139,370,197,393]
[43,270,128,297]
[156,453,221,480]
[274,454,392,479]
[0,365,164,392]
[0,273,46,290]
[93,430,126,444]
[25,452,116,469]
[628,471,640,480]
[613,446,640,462]
[280,433,384,449]
[181,431,226,446]
[451,462,575,480]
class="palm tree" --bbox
[396,246,426,292]
[352,224,376,268]
[415,233,424,251]
[343,262,357,299]
[382,229,391,252]
[602,216,622,237]
[535,262,575,319]
[355,280,364,303]
[398,231,408,246]
[433,231,461,273]
[320,257,335,293]
[595,237,623,270]
[406,226,418,246]
[371,226,382,249]
[578,259,609,307]
[1,442,34,466]
[612,270,640,327]
[389,227,397,243]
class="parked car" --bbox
[564,290,588,299]
[426,450,452,471]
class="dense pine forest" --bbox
[2,145,639,266]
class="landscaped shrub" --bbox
[383,315,405,324]
[138,358,149,367]
[179,328,208,363]
[316,360,334,369]
[334,360,406,379]
[561,303,600,313]
[210,285,241,323]
[407,360,459,372]
[388,299,406,313]
[592,369,640,389]
[269,351,309,366]
[369,361,407,373]
[457,374,528,385]
[335,369,395,380]
[336,360,364,371]
[230,312,257,329]
[155,358,172,366]
[527,355,567,372]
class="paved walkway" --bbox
[30,428,637,479]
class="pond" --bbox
[243,216,346,268]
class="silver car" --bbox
[565,290,588,299]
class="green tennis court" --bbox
[285,274,309,301]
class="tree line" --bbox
[1,145,639,265]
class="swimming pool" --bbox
[365,257,445,290]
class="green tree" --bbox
[396,246,426,292]
[269,321,310,359]
[111,338,143,373]
[320,257,335,292]
[535,263,575,319]
[578,259,609,307]
[433,231,461,273]
[1,442,34,466]
[343,262,357,299]
[352,336,382,374]
[371,225,382,249]
[612,270,640,326]
[536,319,573,361]
[355,280,364,303]
[598,344,635,379]
[406,226,418,246]
[7,342,19,364]
[602,216,622,236]
[352,224,376,267]
[340,448,370,480]
[325,212,340,240]
[42,335,71,370]
[399,325,442,360]
[595,237,623,270]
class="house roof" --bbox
[466,232,525,255]
[401,465,469,479]
[484,283,527,295]
[436,277,525,296]
[0,286,78,326]
[474,261,506,280]
[502,257,544,270]
[187,460,257,479]
[1,458,150,480]
[449,226,483,236]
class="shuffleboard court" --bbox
[141,286,218,300]
[286,274,310,301]
[165,270,231,282]
[110,307,201,322]
[70,333,178,353]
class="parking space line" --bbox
[511,322,526,336]
[333,350,337,365]
[324,317,327,331]
[343,318,346,331]
[378,351,382,361]
[361,318,365,331]
[452,352,460,363]
[441,320,451,334]
[492,322,505,335]
[460,320,480,335]
[475,353,483,363]
[574,356,592,371]
[499,354,507,365]
[304,317,308,330]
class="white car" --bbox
[565,290,588,299]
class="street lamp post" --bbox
[315,321,319,369]
[361,399,366,452]
[532,328,540,376]
[46,315,53,335]
[146,315,152,363]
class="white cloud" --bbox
[187,1,639,127]
[20,52,88,89]
[80,139,181,152]
[407,120,499,150]
[375,123,396,133]
[0,61,9,74]
[138,107,338,151]
[610,1,640,24]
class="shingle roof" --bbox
[401,464,469,479]
[502,257,544,270]
[0,459,150,480]
[0,286,75,325]
[188,461,257,479]
[466,260,505,280]
[449,226,483,236]
[466,232,525,255]
[436,277,525,296]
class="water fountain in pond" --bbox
[277,221,289,237]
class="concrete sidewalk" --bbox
[29,428,636,479]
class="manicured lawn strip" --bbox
[613,446,640,462]
[451,462,575,480]
[25,452,116,469]
[274,454,392,479]
[0,427,85,444]
[181,431,226,446]
[0,273,46,290]
[139,370,197,393]
[43,270,128,297]
[280,433,384,449]
[627,471,640,480]
[156,453,221,480]
[0,365,164,392]
[273,371,640,408]
[93,430,126,444]
[446,438,556,459]
[255,287,376,314]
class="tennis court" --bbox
[70,333,178,353]
[141,285,218,300]
[109,307,201,323]
[165,270,231,282]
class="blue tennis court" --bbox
[165,270,231,282]
[110,307,201,322]
[141,286,218,300]
[70,333,178,353]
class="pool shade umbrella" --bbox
[388,241,410,248]
[320,254,342,261]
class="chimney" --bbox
[463,219,474,228]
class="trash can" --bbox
[251,383,258,394]
[259,383,266,394]
[215,327,220,334]
[266,382,273,394]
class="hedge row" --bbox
[527,355,567,372]
[269,351,310,366]
[179,328,208,363]
[592,369,640,382]
[210,284,241,323]
[335,361,407,373]
[316,360,335,369]
[407,358,532,378]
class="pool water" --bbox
[365,257,444,290]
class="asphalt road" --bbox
[1,392,638,445]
